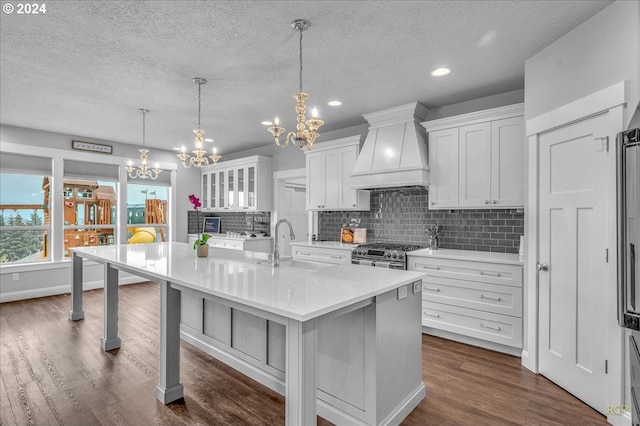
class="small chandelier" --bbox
[267,19,324,151]
[126,108,161,180]
[177,77,222,168]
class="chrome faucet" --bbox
[272,219,296,267]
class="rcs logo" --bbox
[606,404,628,414]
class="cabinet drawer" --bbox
[409,257,522,287]
[292,246,351,265]
[208,238,243,250]
[422,277,522,317]
[422,301,522,348]
[222,240,244,250]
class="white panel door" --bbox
[538,113,609,413]
[459,122,491,207]
[277,183,307,257]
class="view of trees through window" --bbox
[0,173,49,264]
[0,211,45,263]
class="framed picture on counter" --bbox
[203,217,220,234]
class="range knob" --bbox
[398,253,404,260]
[392,253,398,259]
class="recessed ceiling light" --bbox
[431,67,451,77]
[261,121,273,126]
[328,100,342,107]
[204,138,214,142]
[173,147,184,151]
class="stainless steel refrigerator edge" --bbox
[617,128,640,426]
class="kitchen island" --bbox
[70,242,426,426]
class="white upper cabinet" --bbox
[459,122,492,208]
[427,127,459,209]
[422,104,524,210]
[305,136,370,211]
[202,156,272,212]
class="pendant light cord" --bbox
[197,81,202,129]
[142,110,146,147]
[298,27,303,93]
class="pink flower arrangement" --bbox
[189,194,202,210]
[189,194,209,249]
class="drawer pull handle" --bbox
[421,265,440,270]
[424,287,441,292]
[330,255,342,259]
[480,294,502,302]
[480,271,501,277]
[425,312,440,318]
[480,323,502,332]
[299,252,311,256]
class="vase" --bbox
[196,244,209,258]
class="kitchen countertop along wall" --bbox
[318,187,523,254]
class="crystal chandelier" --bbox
[267,19,324,151]
[177,77,222,168]
[126,109,161,180]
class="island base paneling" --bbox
[180,282,425,426]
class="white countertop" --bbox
[407,248,524,265]
[72,243,425,322]
[188,233,272,241]
[290,241,357,251]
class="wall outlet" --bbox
[397,286,407,300]
[12,273,19,281]
[413,281,421,294]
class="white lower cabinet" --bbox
[290,242,352,264]
[188,235,272,253]
[408,252,523,355]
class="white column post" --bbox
[69,252,85,320]
[286,318,317,426]
[156,280,183,404]
[101,263,121,351]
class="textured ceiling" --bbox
[0,0,612,155]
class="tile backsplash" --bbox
[188,211,271,235]
[318,187,523,253]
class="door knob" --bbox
[537,263,549,271]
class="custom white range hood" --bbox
[350,102,430,190]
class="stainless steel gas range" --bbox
[351,242,423,270]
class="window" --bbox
[126,183,169,244]
[61,179,117,258]
[0,167,51,264]
[63,160,119,258]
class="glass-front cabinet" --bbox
[201,156,272,212]
[202,174,208,209]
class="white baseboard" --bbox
[423,327,522,357]
[0,276,147,303]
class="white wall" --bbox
[423,89,524,122]
[525,0,640,128]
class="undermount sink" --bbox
[256,258,331,270]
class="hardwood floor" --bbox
[0,282,608,425]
